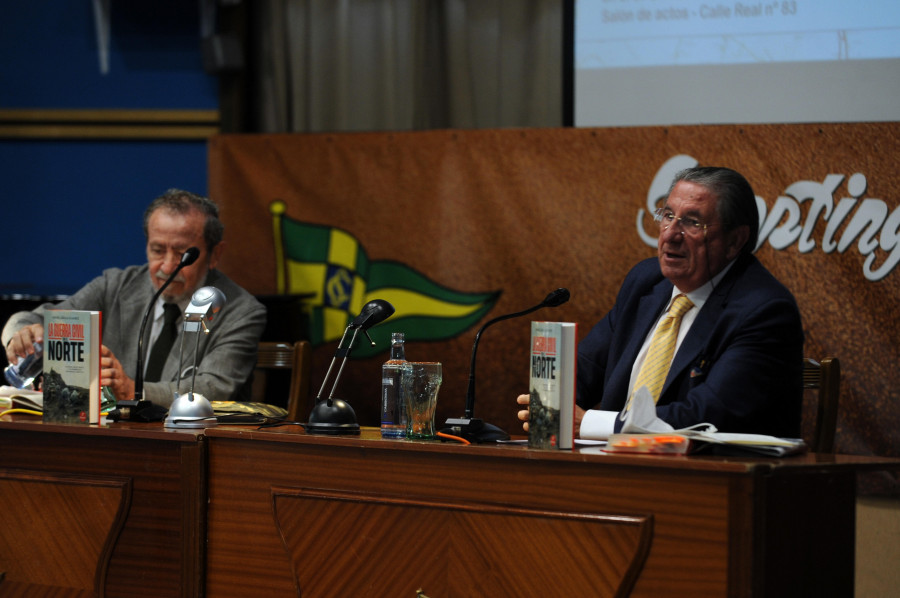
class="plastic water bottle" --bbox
[381,332,407,438]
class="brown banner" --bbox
[209,124,899,464]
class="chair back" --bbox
[802,357,840,453]
[254,341,312,422]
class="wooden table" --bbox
[0,416,205,598]
[3,416,897,598]
[203,426,898,598]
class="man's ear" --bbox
[208,241,225,270]
[725,225,750,260]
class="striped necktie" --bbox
[632,294,694,404]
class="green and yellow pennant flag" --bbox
[271,201,500,358]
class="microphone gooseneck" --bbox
[132,247,201,402]
[463,288,569,419]
[443,287,570,443]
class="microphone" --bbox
[306,299,395,435]
[113,247,200,421]
[183,285,227,327]
[349,298,395,345]
[165,286,227,429]
[442,287,570,443]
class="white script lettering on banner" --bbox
[638,155,900,281]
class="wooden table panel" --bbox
[272,486,652,596]
[0,470,129,595]
[203,428,880,597]
[0,418,205,598]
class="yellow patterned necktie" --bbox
[632,294,694,404]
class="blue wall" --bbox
[0,1,217,295]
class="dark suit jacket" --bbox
[577,254,804,438]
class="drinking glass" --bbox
[402,362,442,439]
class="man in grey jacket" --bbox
[3,189,266,408]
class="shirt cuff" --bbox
[579,409,619,440]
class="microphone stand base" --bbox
[109,399,163,422]
[164,392,218,429]
[304,422,361,435]
[441,417,510,443]
[305,397,361,435]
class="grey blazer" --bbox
[2,265,266,408]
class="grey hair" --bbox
[668,166,759,254]
[142,189,224,251]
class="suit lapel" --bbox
[668,301,717,382]
[607,280,672,405]
[665,255,750,386]
[120,276,154,367]
[629,282,673,360]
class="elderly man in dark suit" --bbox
[3,189,266,408]
[518,166,804,438]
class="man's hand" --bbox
[573,404,585,439]
[6,323,44,364]
[516,394,531,432]
[518,393,587,438]
[101,345,135,400]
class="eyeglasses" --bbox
[654,207,709,238]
